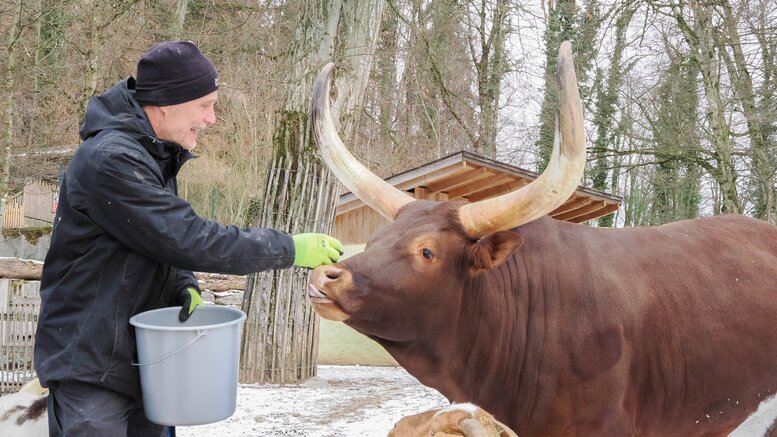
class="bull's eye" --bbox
[422,248,433,259]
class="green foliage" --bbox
[649,55,702,224]
[589,3,633,228]
[38,1,71,68]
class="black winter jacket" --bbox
[34,78,294,399]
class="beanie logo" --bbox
[215,77,219,88]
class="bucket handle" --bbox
[132,329,208,367]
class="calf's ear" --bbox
[467,231,524,273]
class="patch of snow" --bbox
[176,365,448,437]
[729,394,777,437]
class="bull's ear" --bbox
[467,231,524,273]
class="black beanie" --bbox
[135,41,219,106]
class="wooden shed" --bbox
[332,151,622,244]
[2,180,58,228]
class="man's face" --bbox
[152,91,218,150]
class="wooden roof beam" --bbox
[393,161,470,191]
[446,174,515,199]
[336,162,468,213]
[550,196,592,216]
[570,203,620,223]
[425,167,492,193]
[465,178,530,202]
[553,201,608,221]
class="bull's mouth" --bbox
[307,284,350,321]
[307,283,332,303]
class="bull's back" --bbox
[599,216,777,435]
[533,215,777,435]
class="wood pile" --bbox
[0,258,43,280]
[0,257,246,293]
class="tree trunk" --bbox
[649,49,701,225]
[716,0,775,222]
[240,0,383,384]
[174,0,188,36]
[81,3,99,111]
[669,1,741,214]
[0,0,24,231]
[470,0,509,158]
[590,5,633,227]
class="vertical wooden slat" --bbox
[0,279,40,395]
[240,154,339,384]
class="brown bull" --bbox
[307,42,777,436]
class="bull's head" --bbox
[308,42,585,342]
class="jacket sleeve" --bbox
[85,147,295,275]
[174,268,200,294]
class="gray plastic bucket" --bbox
[129,306,246,426]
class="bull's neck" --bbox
[454,251,549,422]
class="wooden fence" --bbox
[0,278,40,395]
[240,157,340,384]
[3,191,25,228]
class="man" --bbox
[34,41,342,437]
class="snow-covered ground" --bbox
[4,365,777,436]
[175,364,777,437]
[176,365,448,437]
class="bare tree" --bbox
[714,0,776,222]
[465,0,510,157]
[658,0,741,214]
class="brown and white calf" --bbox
[0,379,48,436]
[389,403,518,437]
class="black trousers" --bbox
[47,381,171,437]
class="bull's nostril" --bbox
[324,266,343,280]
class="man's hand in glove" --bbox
[292,233,344,268]
[178,287,203,322]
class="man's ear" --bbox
[467,231,524,274]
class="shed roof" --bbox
[336,151,622,223]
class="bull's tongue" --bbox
[307,284,330,300]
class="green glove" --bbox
[292,233,344,268]
[178,287,203,322]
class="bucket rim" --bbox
[129,306,246,331]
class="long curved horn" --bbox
[458,41,586,238]
[311,63,415,221]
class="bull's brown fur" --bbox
[310,201,777,436]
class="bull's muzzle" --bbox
[308,265,351,322]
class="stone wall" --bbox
[0,233,51,262]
